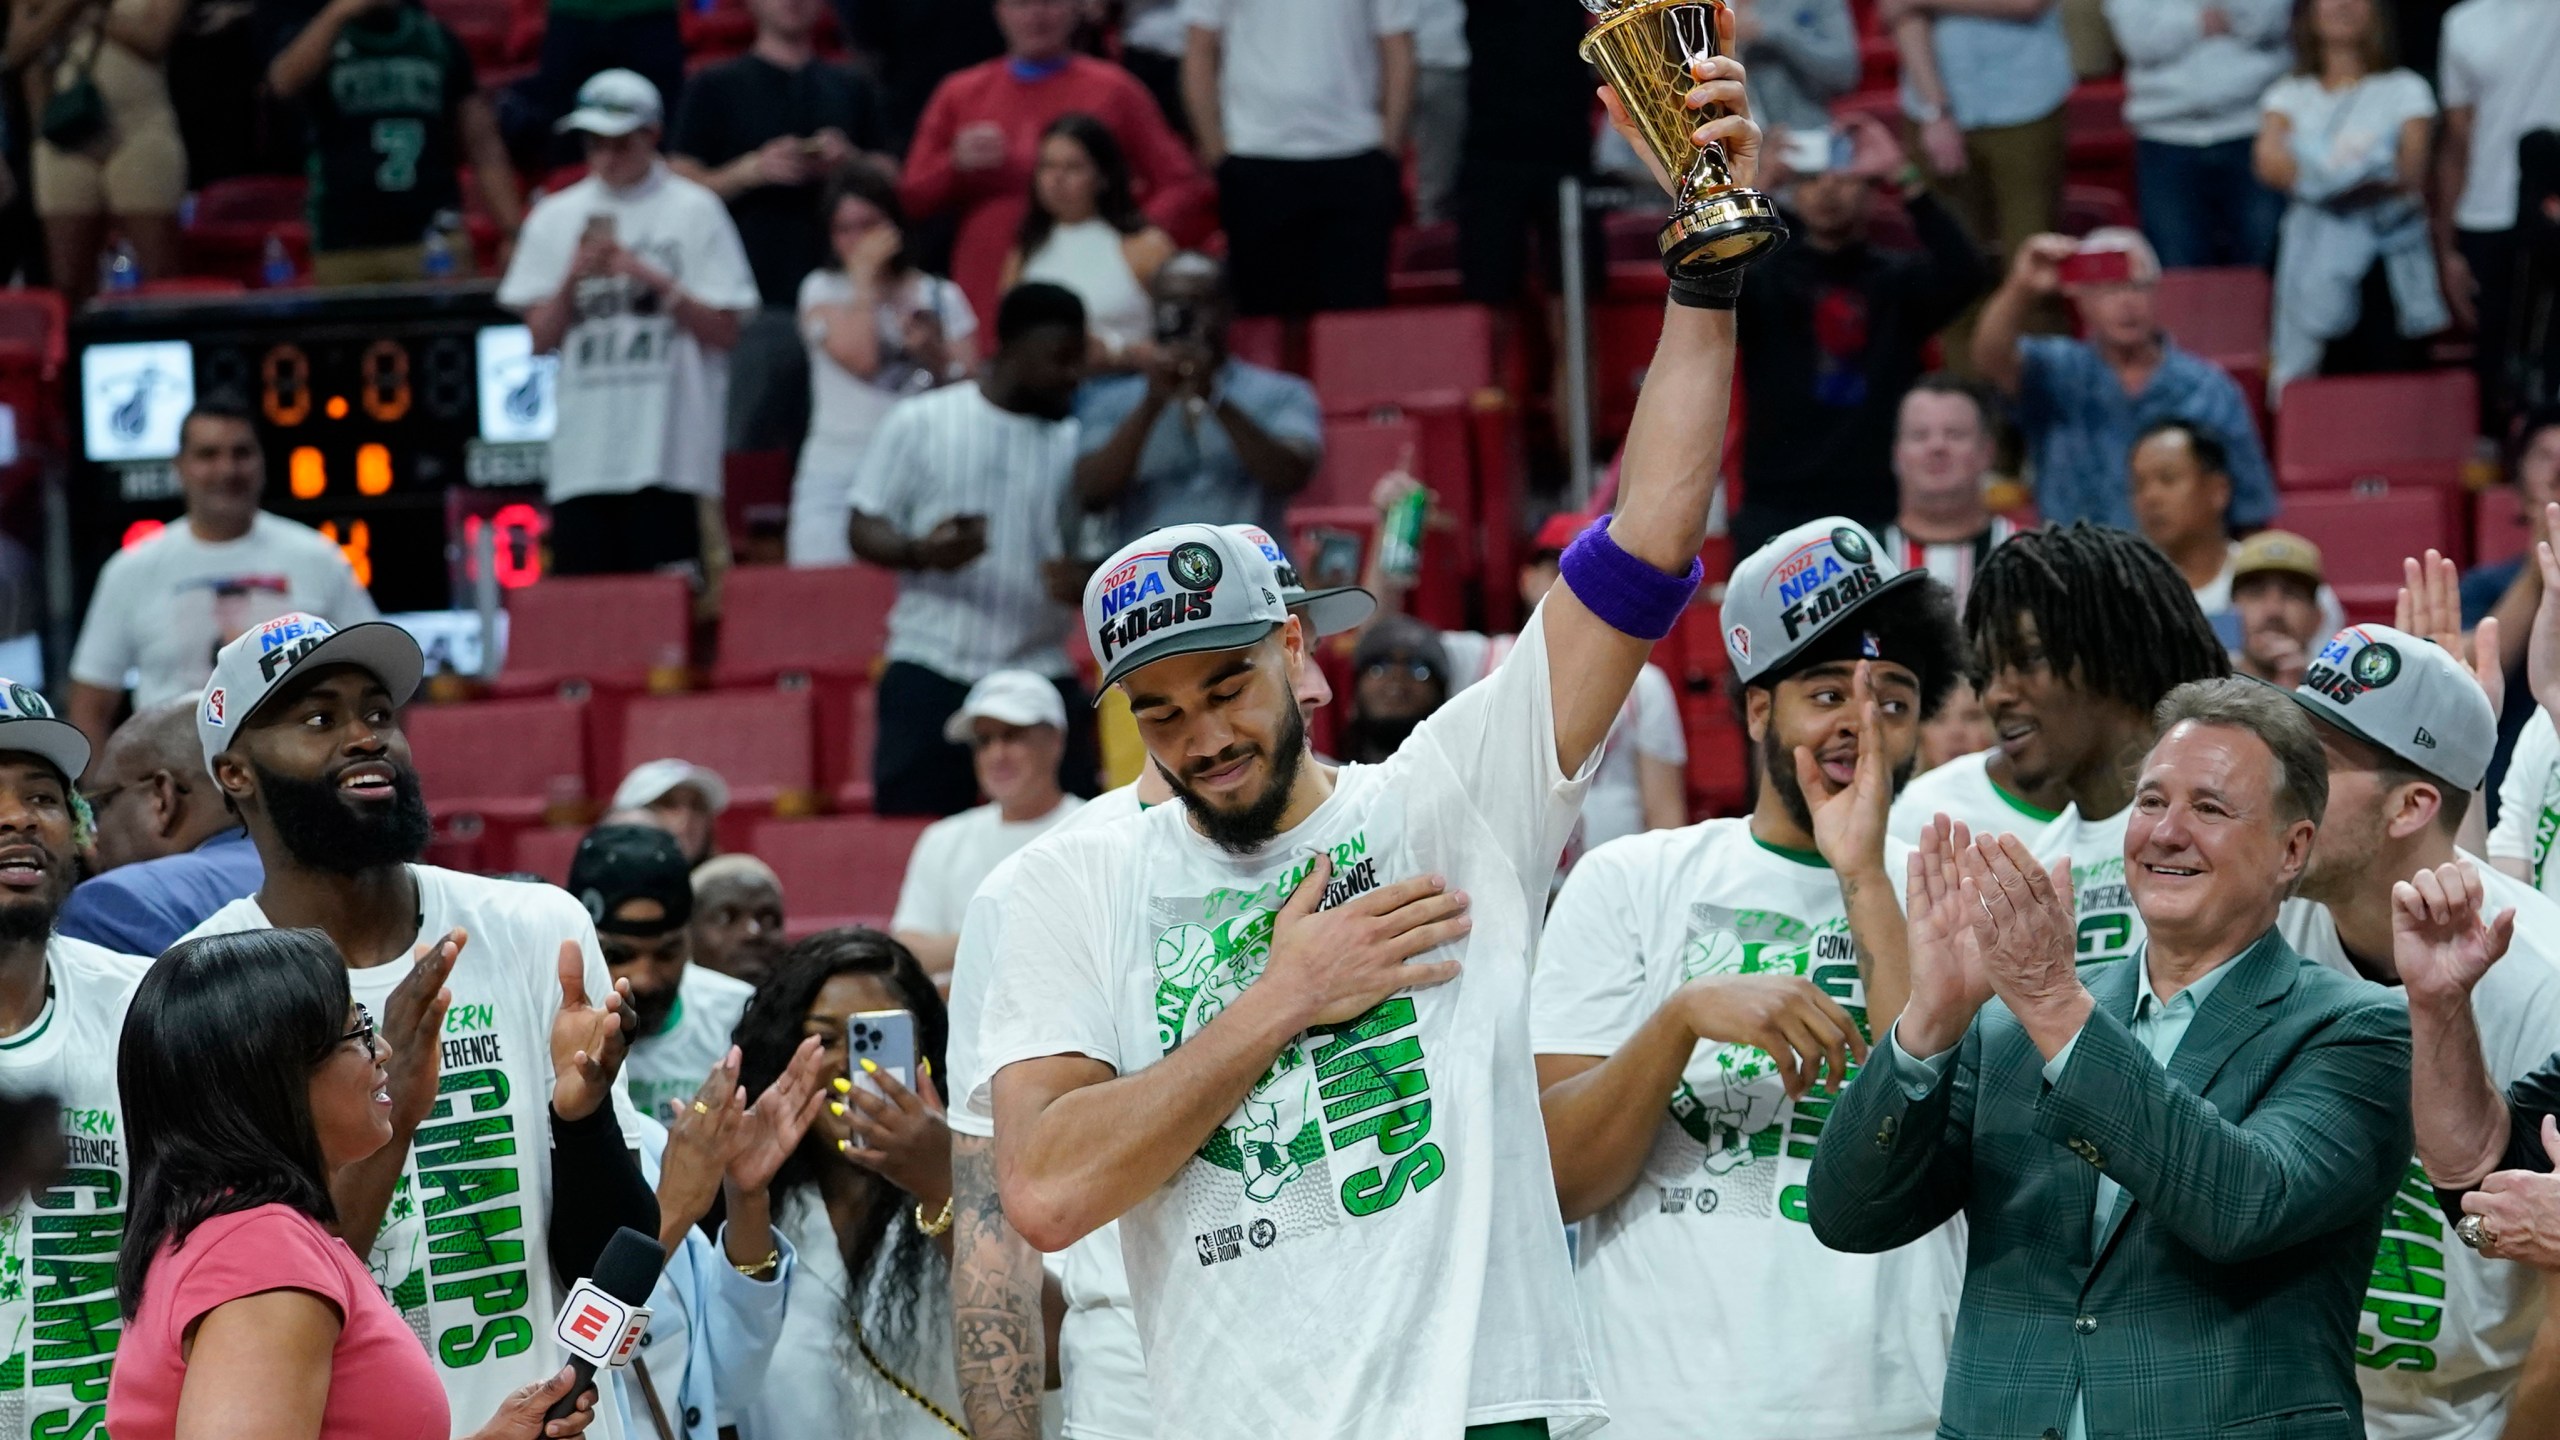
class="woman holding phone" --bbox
[105,928,596,1440]
[731,929,964,1440]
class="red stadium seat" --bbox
[508,826,584,885]
[183,177,311,283]
[2153,267,2270,366]
[2276,371,2479,490]
[619,689,818,844]
[1308,305,1500,412]
[2275,487,2462,611]
[2477,485,2530,570]
[833,682,879,813]
[751,814,936,937]
[493,574,693,697]
[713,564,896,685]
[1682,703,1748,819]
[1304,414,1422,509]
[1226,316,1295,374]
[406,697,589,870]
[0,290,65,375]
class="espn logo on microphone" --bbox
[554,1279,653,1371]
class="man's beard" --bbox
[1758,723,1915,835]
[254,758,433,875]
[1160,702,1309,856]
[0,865,71,946]
[627,982,678,1038]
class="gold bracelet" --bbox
[914,1195,954,1238]
[732,1248,781,1280]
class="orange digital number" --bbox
[263,344,311,428]
[361,340,411,423]
[289,445,326,500]
[355,442,392,497]
[319,519,372,588]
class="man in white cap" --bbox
[611,757,730,867]
[891,669,1083,983]
[970,52,1770,1435]
[1531,519,1969,1440]
[182,613,653,1437]
[2280,626,2560,1437]
[498,68,759,581]
[0,684,151,1440]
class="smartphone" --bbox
[580,213,617,247]
[848,1009,916,1095]
[2058,247,2135,288]
[1780,128,1852,176]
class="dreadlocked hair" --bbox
[1966,523,2228,712]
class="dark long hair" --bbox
[820,160,916,281]
[117,929,350,1317]
[1967,522,2231,711]
[733,928,949,1360]
[1015,112,1148,261]
[2290,0,2394,77]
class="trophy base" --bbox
[1661,190,1790,279]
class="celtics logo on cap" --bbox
[1170,542,1222,592]
[2,684,49,720]
[1830,526,1873,566]
[2351,643,2402,688]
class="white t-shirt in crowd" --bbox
[625,962,757,1124]
[1530,821,1958,1440]
[2439,0,2560,232]
[975,608,1603,1440]
[0,938,148,1440]
[185,868,640,1440]
[742,1190,960,1440]
[845,383,1080,685]
[1412,0,1468,69]
[891,796,1085,940]
[2280,873,2560,1440]
[947,782,1150,1440]
[789,269,978,567]
[1441,633,1683,860]
[68,513,378,708]
[2488,708,2560,899]
[497,163,760,504]
[1180,0,1421,159]
[2033,802,2142,966]
[2261,69,2437,198]
[1886,749,2061,847]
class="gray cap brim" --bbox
[2285,688,2475,792]
[240,622,426,735]
[1287,585,1376,639]
[0,719,88,783]
[1096,619,1283,695]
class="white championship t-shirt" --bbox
[2488,708,2560,900]
[2439,0,2560,232]
[2033,803,2142,966]
[788,269,979,567]
[496,164,760,504]
[68,514,378,708]
[1179,0,1421,159]
[1529,822,1957,1440]
[891,797,1086,940]
[185,868,639,1440]
[2280,872,2560,1440]
[1886,748,2061,848]
[0,938,147,1440]
[625,962,757,1124]
[975,607,1603,1440]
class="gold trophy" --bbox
[1581,0,1788,278]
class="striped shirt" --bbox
[1885,516,2018,616]
[847,382,1080,682]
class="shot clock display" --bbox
[67,282,558,617]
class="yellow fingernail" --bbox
[837,1139,852,1154]
[831,1076,851,1094]
[829,1101,846,1117]
[860,1058,878,1074]
[919,1057,932,1077]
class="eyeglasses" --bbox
[1362,660,1439,682]
[327,1003,379,1064]
[80,769,185,817]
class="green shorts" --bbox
[1465,1424,1551,1439]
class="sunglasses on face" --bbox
[326,1003,379,1064]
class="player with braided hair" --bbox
[1960,523,2229,964]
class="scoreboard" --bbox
[67,282,558,618]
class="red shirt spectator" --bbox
[902,2,1211,326]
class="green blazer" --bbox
[1806,930,2412,1440]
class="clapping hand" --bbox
[1897,817,1996,1055]
[658,1048,750,1241]
[383,929,463,1133]
[550,942,638,1122]
[732,1035,829,1194]
[2461,1116,2560,1269]
[2399,548,2502,720]
[1956,832,2090,1058]
[2394,860,2516,1012]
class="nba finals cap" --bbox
[1085,523,1289,692]
[1720,517,1927,686]
[942,670,1069,745]
[2290,624,2495,792]
[557,69,664,137]
[0,683,88,782]
[570,824,694,936]
[2231,530,2326,588]
[198,614,425,771]
[1225,524,1374,638]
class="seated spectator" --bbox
[901,0,1210,330]
[669,0,889,455]
[67,399,378,752]
[1973,227,2276,531]
[788,163,978,567]
[611,758,730,866]
[570,823,756,1123]
[1002,113,1177,365]
[2431,0,2560,438]
[498,71,759,582]
[2225,529,2331,686]
[732,929,964,1439]
[2130,421,2346,640]
[1890,0,2074,261]
[1338,614,1452,765]
[691,853,786,983]
[266,0,523,286]
[2104,0,2288,267]
[1736,0,1858,136]
[848,283,1097,817]
[2462,407,2560,792]
[1733,113,1990,553]
[1410,0,1468,226]
[58,695,262,955]
[10,0,188,303]
[1880,374,2019,612]
[890,671,1083,983]
[1071,253,1320,552]
[2256,0,2445,395]
[1182,0,1414,317]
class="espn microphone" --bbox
[545,1227,668,1422]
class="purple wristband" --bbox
[1558,513,1705,641]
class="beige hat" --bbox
[2231,530,2325,587]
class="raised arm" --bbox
[2399,861,2527,1195]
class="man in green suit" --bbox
[1808,676,2412,1440]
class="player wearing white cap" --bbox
[968,48,1770,1434]
[1532,518,1969,1440]
[2277,625,2560,1439]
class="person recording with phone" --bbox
[729,930,966,1440]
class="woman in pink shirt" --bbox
[106,928,598,1440]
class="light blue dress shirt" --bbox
[1886,949,2244,1440]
